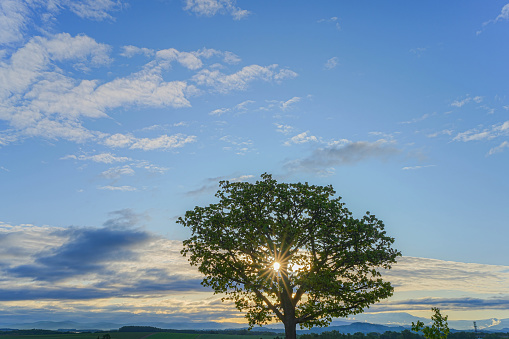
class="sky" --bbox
[1,0,509,330]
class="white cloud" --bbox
[130,134,197,151]
[281,96,301,111]
[100,165,135,179]
[103,133,136,148]
[102,133,197,151]
[474,96,484,103]
[209,100,255,116]
[102,133,198,151]
[193,64,296,93]
[426,129,453,138]
[318,16,341,30]
[284,131,318,146]
[495,3,509,23]
[324,57,339,70]
[400,113,430,124]
[219,135,253,155]
[0,0,31,44]
[451,97,472,108]
[488,141,509,155]
[454,120,509,142]
[274,68,298,82]
[274,123,294,135]
[230,174,254,182]
[99,185,137,191]
[61,152,131,164]
[402,165,436,170]
[65,0,123,21]
[0,0,122,45]
[184,0,249,20]
[121,45,155,58]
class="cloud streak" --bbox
[285,139,401,174]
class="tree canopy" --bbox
[179,173,400,339]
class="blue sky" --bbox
[1,0,509,329]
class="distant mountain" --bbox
[2,315,509,333]
[301,322,407,334]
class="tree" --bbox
[179,173,401,339]
[412,308,450,339]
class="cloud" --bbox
[285,139,400,174]
[453,120,509,142]
[274,123,294,135]
[281,96,301,110]
[99,185,137,191]
[409,47,427,57]
[0,0,122,45]
[317,16,341,30]
[102,133,197,150]
[185,174,253,196]
[130,134,197,151]
[284,131,318,146]
[451,97,471,108]
[1,33,256,147]
[209,100,255,116]
[220,135,253,155]
[324,57,339,70]
[481,3,509,28]
[61,153,130,164]
[100,165,135,179]
[426,129,453,138]
[0,0,31,44]
[7,224,152,282]
[65,0,123,21]
[121,45,155,58]
[488,141,509,155]
[192,64,297,93]
[0,219,208,307]
[400,113,430,124]
[402,165,436,170]
[2,221,509,323]
[183,0,250,20]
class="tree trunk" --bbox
[284,318,297,339]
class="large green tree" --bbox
[179,174,400,339]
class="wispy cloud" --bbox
[400,113,430,124]
[98,185,137,191]
[0,0,122,45]
[402,165,436,170]
[61,153,130,164]
[192,64,297,93]
[285,139,401,175]
[488,141,509,155]
[453,120,509,142]
[317,16,341,30]
[209,100,255,116]
[324,57,339,70]
[219,135,253,155]
[284,131,318,146]
[183,0,250,20]
[479,3,509,34]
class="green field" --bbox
[0,332,281,339]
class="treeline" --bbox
[300,330,509,339]
[119,326,278,335]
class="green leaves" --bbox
[412,308,450,339]
[178,173,401,334]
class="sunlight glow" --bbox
[273,262,280,271]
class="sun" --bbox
[273,262,281,271]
